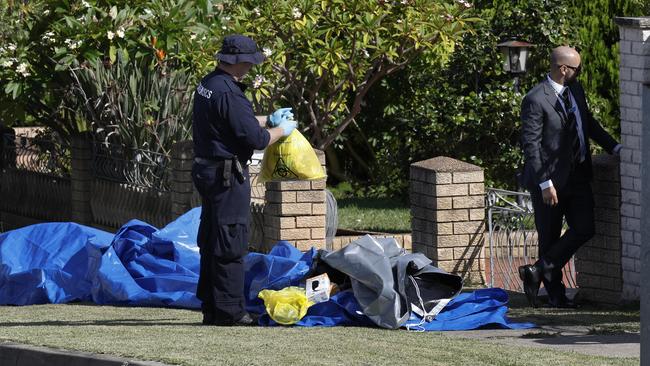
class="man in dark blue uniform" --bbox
[192,34,297,326]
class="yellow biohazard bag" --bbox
[259,129,327,182]
[257,286,314,325]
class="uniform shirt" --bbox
[192,69,270,163]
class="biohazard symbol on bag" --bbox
[260,129,327,182]
[271,157,298,179]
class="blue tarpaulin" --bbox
[0,208,534,330]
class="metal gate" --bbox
[485,188,576,291]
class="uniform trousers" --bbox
[192,161,250,323]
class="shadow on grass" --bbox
[530,333,640,347]
[501,289,640,336]
[0,319,201,327]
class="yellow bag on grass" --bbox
[260,129,326,182]
[257,286,314,325]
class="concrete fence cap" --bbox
[411,156,482,172]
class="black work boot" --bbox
[233,313,257,326]
[202,312,216,325]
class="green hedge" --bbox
[340,0,646,197]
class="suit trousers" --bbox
[529,163,595,302]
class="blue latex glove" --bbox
[267,107,294,127]
[278,119,297,137]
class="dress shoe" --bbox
[518,264,542,308]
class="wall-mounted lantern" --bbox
[497,39,535,74]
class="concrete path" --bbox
[442,288,640,359]
[0,341,170,366]
[445,325,640,359]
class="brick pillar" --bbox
[575,155,622,304]
[0,127,16,169]
[643,81,650,366]
[615,16,649,302]
[70,134,93,225]
[262,150,327,251]
[170,141,194,220]
[615,15,650,366]
[410,157,485,284]
[263,180,326,251]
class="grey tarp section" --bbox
[320,235,463,329]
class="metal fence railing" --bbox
[2,135,71,177]
[91,141,172,228]
[0,134,72,224]
[93,142,170,192]
[485,188,576,291]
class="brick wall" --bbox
[410,157,485,284]
[615,17,650,301]
[70,134,93,225]
[575,155,622,304]
[170,141,195,220]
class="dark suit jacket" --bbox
[520,79,618,191]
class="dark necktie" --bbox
[561,88,582,166]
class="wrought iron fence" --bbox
[93,142,170,191]
[249,164,265,203]
[1,134,70,177]
[485,188,576,291]
[0,134,72,225]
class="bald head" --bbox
[551,46,580,67]
[549,46,581,84]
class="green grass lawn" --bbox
[0,291,639,366]
[329,182,411,233]
[335,196,411,233]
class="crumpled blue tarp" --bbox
[0,222,113,305]
[87,218,201,308]
[0,209,204,308]
[0,208,534,330]
[248,242,534,330]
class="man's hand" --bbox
[613,144,623,157]
[267,107,294,127]
[542,186,558,206]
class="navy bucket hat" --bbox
[215,34,265,65]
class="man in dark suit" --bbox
[519,46,621,308]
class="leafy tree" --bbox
[0,0,223,144]
[349,0,575,196]
[350,0,649,196]
[568,0,648,135]
[226,0,478,150]
[1,0,478,155]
